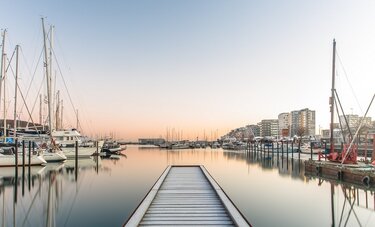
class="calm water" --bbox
[1,145,374,227]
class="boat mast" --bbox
[13,45,19,141]
[60,99,63,129]
[3,53,6,142]
[42,18,53,134]
[39,94,43,128]
[55,90,59,130]
[0,30,6,141]
[330,39,336,153]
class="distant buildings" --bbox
[222,107,375,142]
[339,114,372,132]
[138,138,165,145]
[222,107,317,141]
[278,113,290,137]
[259,119,278,137]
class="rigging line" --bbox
[25,75,45,127]
[334,96,346,144]
[341,93,375,165]
[335,50,363,114]
[6,56,43,137]
[51,48,83,131]
[334,90,353,139]
[19,46,44,113]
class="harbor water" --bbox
[1,145,374,226]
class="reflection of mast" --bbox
[2,187,5,227]
[46,172,56,227]
[330,183,335,227]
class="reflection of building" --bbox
[138,138,165,145]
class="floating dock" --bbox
[305,160,375,188]
[124,165,251,226]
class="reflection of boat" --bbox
[171,142,190,149]
[64,157,99,169]
[0,165,46,178]
[0,153,46,167]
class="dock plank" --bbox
[124,166,251,227]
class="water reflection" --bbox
[222,149,375,227]
[0,146,374,227]
[0,157,101,227]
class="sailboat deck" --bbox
[124,165,250,227]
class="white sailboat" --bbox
[40,18,67,162]
[0,31,47,167]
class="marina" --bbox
[1,145,374,226]
[1,2,375,227]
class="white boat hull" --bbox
[62,147,97,159]
[42,151,67,162]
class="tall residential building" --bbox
[289,108,316,137]
[259,119,279,137]
[278,112,290,137]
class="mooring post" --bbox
[22,140,25,169]
[310,142,313,160]
[28,141,31,166]
[286,141,289,158]
[298,139,301,161]
[272,141,274,159]
[96,140,99,155]
[28,141,31,191]
[75,140,78,181]
[22,140,25,196]
[371,134,375,163]
[291,141,294,161]
[325,142,327,161]
[15,138,18,168]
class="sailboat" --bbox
[326,39,375,164]
[0,30,47,167]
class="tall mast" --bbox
[3,53,6,141]
[39,94,42,126]
[76,109,79,130]
[55,90,59,130]
[60,99,63,129]
[13,45,19,141]
[330,39,336,153]
[42,18,53,133]
[0,30,6,140]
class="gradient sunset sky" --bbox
[1,1,374,140]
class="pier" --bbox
[124,165,250,226]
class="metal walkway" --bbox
[124,165,250,227]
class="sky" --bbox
[1,0,375,141]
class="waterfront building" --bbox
[259,119,279,137]
[278,112,290,137]
[289,108,315,137]
[247,124,260,137]
[138,138,165,145]
[339,114,372,131]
